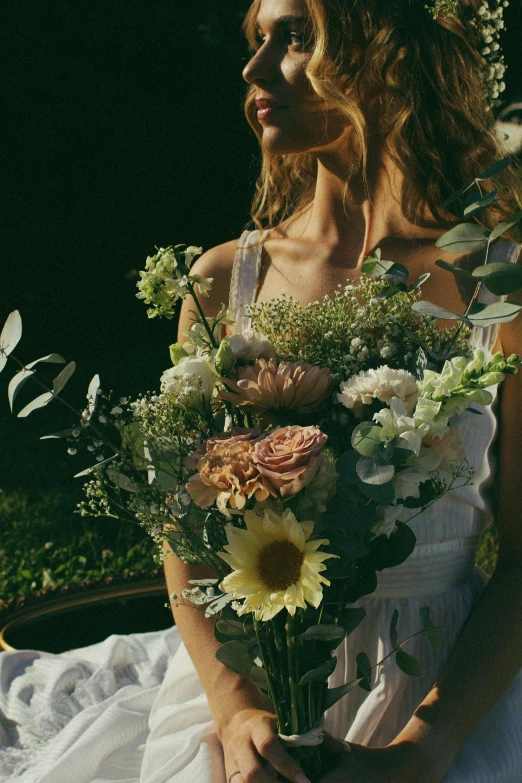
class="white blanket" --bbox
[0,627,226,783]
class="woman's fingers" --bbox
[251,724,311,783]
[230,738,276,782]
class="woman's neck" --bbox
[296,144,444,266]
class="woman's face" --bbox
[243,0,347,155]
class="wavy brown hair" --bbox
[243,0,522,233]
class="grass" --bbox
[0,489,157,606]
[0,489,499,607]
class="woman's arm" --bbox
[164,245,310,783]
[321,313,522,783]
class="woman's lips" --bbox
[257,106,289,122]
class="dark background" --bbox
[1,0,521,497]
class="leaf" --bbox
[204,592,233,617]
[52,361,76,394]
[396,649,423,678]
[435,259,475,280]
[471,262,522,296]
[26,352,65,370]
[411,301,470,324]
[364,259,409,283]
[215,641,253,675]
[419,606,442,651]
[335,449,360,485]
[17,391,54,418]
[462,189,498,218]
[370,521,417,571]
[378,282,408,299]
[251,666,269,691]
[215,618,249,641]
[408,273,431,291]
[488,209,522,242]
[300,657,338,686]
[188,578,221,587]
[0,311,22,359]
[73,454,118,477]
[323,679,363,710]
[441,181,474,209]
[358,480,395,505]
[299,624,346,643]
[8,368,34,411]
[87,374,101,414]
[351,422,382,457]
[467,300,522,327]
[337,607,366,636]
[435,223,489,254]
[356,456,395,486]
[356,651,372,692]
[389,608,399,649]
[410,346,428,380]
[476,156,512,181]
[41,427,83,440]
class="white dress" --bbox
[1,231,521,783]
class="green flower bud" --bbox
[465,388,493,405]
[215,339,235,376]
[169,342,189,366]
[461,349,485,383]
[486,351,504,369]
[478,372,505,388]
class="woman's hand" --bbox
[319,740,440,783]
[220,707,311,783]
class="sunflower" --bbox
[218,508,337,621]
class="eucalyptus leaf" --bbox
[462,189,498,218]
[358,480,395,504]
[411,301,470,324]
[205,592,233,617]
[356,456,395,486]
[356,651,372,692]
[215,641,253,675]
[467,300,522,327]
[351,422,382,457]
[378,282,408,299]
[472,262,522,296]
[408,273,431,291]
[251,666,269,691]
[389,608,399,649]
[396,649,423,678]
[52,361,76,394]
[370,521,416,571]
[17,391,54,418]
[323,678,363,710]
[335,449,360,485]
[41,427,84,440]
[367,259,409,283]
[441,181,474,209]
[435,223,489,254]
[8,368,34,411]
[419,606,442,651]
[300,657,337,686]
[476,156,512,181]
[0,310,22,358]
[488,209,522,242]
[299,624,346,643]
[188,578,221,586]
[87,373,101,414]
[74,454,118,477]
[434,259,475,280]
[215,618,249,640]
[27,353,65,369]
[338,607,366,636]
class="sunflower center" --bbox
[257,540,304,592]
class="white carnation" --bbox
[227,329,276,362]
[160,356,217,406]
[338,366,419,416]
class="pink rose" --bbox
[253,425,328,497]
[184,427,263,470]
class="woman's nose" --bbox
[242,45,276,86]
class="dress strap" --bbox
[470,240,521,355]
[229,229,268,333]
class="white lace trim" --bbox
[229,229,268,333]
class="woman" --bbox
[162,0,522,782]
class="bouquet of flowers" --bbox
[2,157,521,781]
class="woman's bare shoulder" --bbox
[190,237,241,315]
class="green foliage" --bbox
[0,489,156,604]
